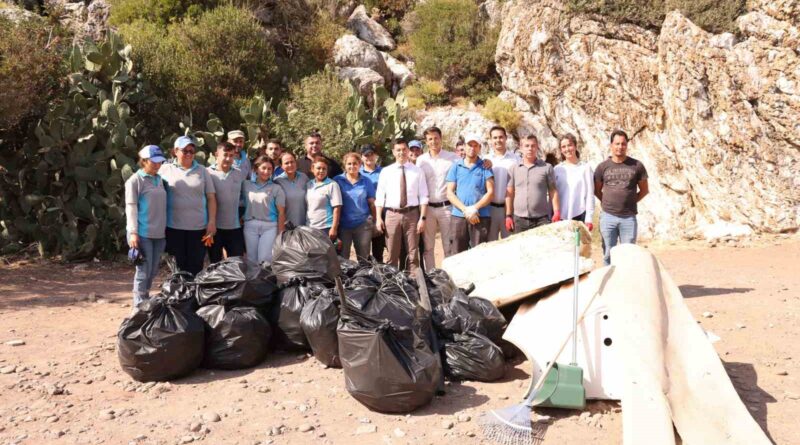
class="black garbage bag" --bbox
[436,290,507,343]
[425,268,458,307]
[442,331,506,382]
[160,272,197,313]
[196,305,271,370]
[300,288,340,367]
[271,225,340,285]
[118,297,205,382]
[268,278,327,351]
[352,262,405,286]
[338,257,361,279]
[338,302,441,413]
[194,257,277,308]
[344,279,420,328]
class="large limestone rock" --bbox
[337,67,385,102]
[347,5,396,51]
[381,52,415,89]
[495,0,800,240]
[333,34,391,85]
[441,220,593,307]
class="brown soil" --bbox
[0,234,797,445]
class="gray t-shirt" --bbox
[125,170,167,239]
[508,159,555,218]
[594,157,648,217]
[306,178,343,230]
[207,166,246,230]
[275,172,310,228]
[160,161,216,231]
[243,180,286,223]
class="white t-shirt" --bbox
[486,150,520,204]
[554,161,595,221]
[416,150,461,203]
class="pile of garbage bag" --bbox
[116,226,508,412]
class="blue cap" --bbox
[174,136,195,150]
[409,140,423,150]
[138,145,166,163]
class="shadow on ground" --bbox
[724,360,777,443]
[679,285,754,298]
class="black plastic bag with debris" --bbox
[337,298,442,413]
[300,288,341,367]
[271,224,341,285]
[424,268,458,308]
[197,305,272,370]
[338,256,361,279]
[117,297,205,382]
[268,277,327,351]
[194,257,278,308]
[435,290,507,343]
[442,331,506,382]
[159,257,198,313]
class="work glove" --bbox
[586,222,594,231]
[505,216,514,232]
[551,211,561,222]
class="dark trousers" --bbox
[166,227,206,276]
[207,228,245,264]
[513,215,550,233]
[572,212,586,222]
[451,216,490,254]
[371,208,388,262]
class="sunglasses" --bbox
[179,148,195,154]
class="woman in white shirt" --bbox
[553,133,595,231]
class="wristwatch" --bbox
[421,216,426,221]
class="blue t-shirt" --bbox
[334,174,376,230]
[446,159,494,218]
[359,166,382,188]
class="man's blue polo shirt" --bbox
[446,158,494,218]
[359,166,382,188]
[334,173,376,229]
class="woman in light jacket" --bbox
[553,133,595,231]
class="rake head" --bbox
[477,403,545,445]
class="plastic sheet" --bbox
[194,257,277,308]
[197,305,271,370]
[271,225,341,284]
[117,297,205,382]
[300,288,340,367]
[442,331,505,382]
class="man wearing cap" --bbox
[360,144,385,261]
[408,140,423,164]
[485,126,521,241]
[125,145,168,306]
[160,136,217,276]
[296,131,343,179]
[206,141,246,263]
[375,139,429,272]
[227,130,251,179]
[505,135,560,234]
[446,134,494,253]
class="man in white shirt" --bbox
[375,139,429,272]
[485,125,520,241]
[416,126,461,268]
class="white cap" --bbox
[227,130,245,141]
[463,133,483,146]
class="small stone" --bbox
[47,416,59,423]
[393,428,406,438]
[189,422,202,432]
[202,412,221,423]
[5,340,25,346]
[317,432,326,438]
[498,395,509,400]
[298,424,314,433]
[99,409,115,421]
[457,414,471,423]
[702,312,713,318]
[467,431,476,437]
[441,420,454,429]
[776,370,789,376]
[257,386,271,393]
[358,417,371,423]
[180,436,195,444]
[535,414,552,423]
[736,323,746,329]
[0,365,16,374]
[355,424,378,435]
[298,404,309,413]
[44,384,64,395]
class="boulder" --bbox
[347,5,396,51]
[338,67,385,103]
[495,0,800,240]
[333,34,391,85]
[381,52,415,89]
[441,220,593,307]
[0,6,38,23]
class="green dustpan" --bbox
[532,228,587,410]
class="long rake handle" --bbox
[523,285,602,405]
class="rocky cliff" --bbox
[493,0,799,240]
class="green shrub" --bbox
[109,0,217,27]
[0,16,65,133]
[566,0,745,34]
[299,10,348,66]
[120,5,278,136]
[403,79,448,110]
[482,96,521,134]
[409,0,500,99]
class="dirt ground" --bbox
[0,234,798,445]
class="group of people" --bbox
[125,125,648,305]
